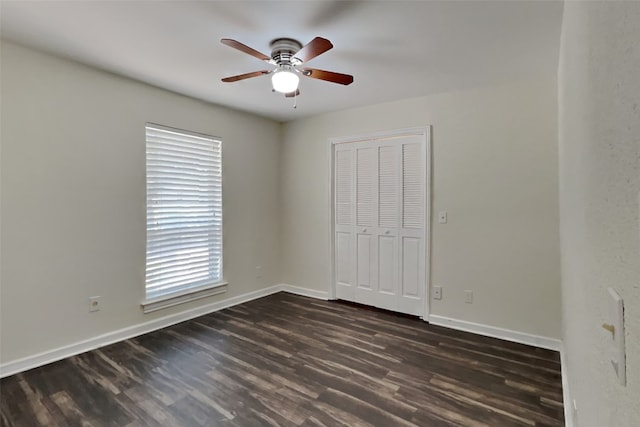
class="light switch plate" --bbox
[608,287,626,386]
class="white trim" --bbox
[141,282,228,313]
[327,132,337,300]
[1,280,564,385]
[278,284,330,300]
[330,127,430,145]
[428,314,561,351]
[423,127,432,318]
[0,285,282,378]
[560,343,574,427]
[327,126,432,316]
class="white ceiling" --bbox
[0,1,563,122]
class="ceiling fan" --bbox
[220,37,354,97]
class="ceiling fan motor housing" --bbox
[270,38,303,66]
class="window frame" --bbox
[141,123,226,313]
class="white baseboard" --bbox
[278,283,330,300]
[428,314,562,351]
[1,284,563,385]
[0,284,331,378]
[560,343,574,427]
[0,284,283,378]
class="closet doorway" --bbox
[330,127,431,317]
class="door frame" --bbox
[327,126,432,319]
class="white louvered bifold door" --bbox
[334,146,355,300]
[397,135,426,315]
[375,142,400,311]
[334,132,426,316]
[354,144,380,308]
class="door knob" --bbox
[385,230,390,234]
[362,228,367,233]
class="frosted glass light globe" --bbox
[271,70,299,94]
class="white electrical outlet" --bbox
[433,286,442,300]
[464,290,473,304]
[255,265,263,279]
[89,296,101,312]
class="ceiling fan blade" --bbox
[221,70,271,83]
[221,38,271,61]
[302,68,354,85]
[293,37,333,63]
[284,89,301,98]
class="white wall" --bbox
[281,73,561,340]
[0,41,282,365]
[559,2,640,425]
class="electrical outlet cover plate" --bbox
[89,296,101,312]
[464,290,473,304]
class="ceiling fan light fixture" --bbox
[271,70,299,94]
[221,37,354,98]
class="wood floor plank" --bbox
[0,292,564,426]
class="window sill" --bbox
[141,282,228,314]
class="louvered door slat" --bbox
[356,147,375,227]
[402,143,423,229]
[378,145,397,228]
[335,149,353,226]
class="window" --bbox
[143,123,224,312]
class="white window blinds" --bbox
[145,124,222,300]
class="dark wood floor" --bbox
[0,292,564,427]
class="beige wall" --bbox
[559,2,640,425]
[4,4,639,420]
[0,41,282,364]
[1,40,563,369]
[281,73,561,340]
